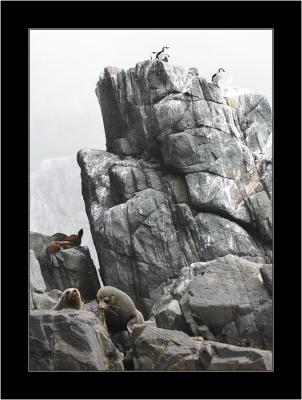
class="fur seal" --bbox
[46,229,84,262]
[60,228,83,247]
[51,288,83,311]
[52,228,84,250]
[96,286,144,334]
[50,232,67,242]
[46,241,63,257]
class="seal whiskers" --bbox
[105,306,119,317]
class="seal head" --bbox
[51,288,83,311]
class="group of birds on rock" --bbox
[151,46,226,88]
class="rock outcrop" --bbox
[130,324,203,371]
[29,310,124,371]
[30,231,100,302]
[78,60,272,317]
[199,339,272,371]
[130,324,272,371]
[29,59,273,372]
[29,232,125,371]
[153,255,272,349]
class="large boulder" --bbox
[31,289,62,310]
[31,231,100,301]
[200,340,272,371]
[171,255,272,349]
[29,310,124,371]
[78,60,272,316]
[130,324,272,371]
[152,293,191,334]
[130,325,203,371]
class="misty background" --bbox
[30,29,272,268]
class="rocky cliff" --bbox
[78,60,272,320]
[30,59,272,371]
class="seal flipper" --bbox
[126,316,137,333]
[127,310,144,333]
[51,253,59,268]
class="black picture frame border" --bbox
[1,1,301,399]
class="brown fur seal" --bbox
[58,229,83,247]
[50,232,68,242]
[51,288,83,311]
[46,229,84,264]
[96,286,144,334]
[47,241,63,257]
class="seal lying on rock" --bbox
[50,232,68,242]
[46,229,84,265]
[97,286,144,334]
[58,228,83,247]
[51,288,83,311]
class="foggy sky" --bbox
[30,29,272,171]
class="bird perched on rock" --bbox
[212,68,226,87]
[151,46,170,62]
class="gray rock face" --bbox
[30,249,46,293]
[160,255,272,350]
[130,325,203,371]
[194,212,268,262]
[200,340,272,371]
[32,231,100,301]
[30,248,47,310]
[32,289,62,310]
[30,231,51,258]
[29,310,124,371]
[260,264,273,297]
[130,324,272,371]
[78,60,272,317]
[152,293,191,334]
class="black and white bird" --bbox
[151,46,170,62]
[211,68,226,87]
